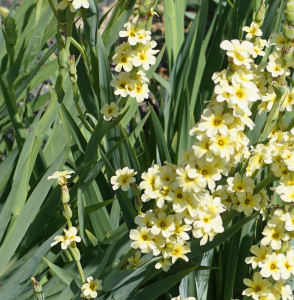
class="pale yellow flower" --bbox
[128,251,147,269]
[155,259,172,272]
[261,224,289,250]
[242,272,271,300]
[100,102,119,121]
[130,227,156,252]
[47,170,75,186]
[81,276,103,299]
[110,167,137,191]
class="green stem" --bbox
[63,249,73,262]
[77,261,86,284]
[65,9,73,55]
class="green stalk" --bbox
[77,261,86,284]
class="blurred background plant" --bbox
[0,0,290,300]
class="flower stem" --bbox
[77,261,86,284]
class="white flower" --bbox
[81,276,103,299]
[47,170,75,186]
[51,227,81,249]
[119,22,140,45]
[242,22,262,40]
[100,102,120,121]
[220,39,254,68]
[130,82,149,103]
[72,0,89,10]
[110,167,137,191]
[155,259,172,272]
[58,0,76,12]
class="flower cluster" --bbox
[48,171,103,299]
[240,12,294,299]
[255,31,294,115]
[110,22,159,103]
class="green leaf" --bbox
[102,0,137,50]
[85,198,116,215]
[148,103,171,163]
[81,0,99,46]
[19,4,53,75]
[44,257,82,286]
[125,265,199,300]
[0,142,70,274]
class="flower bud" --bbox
[69,245,81,261]
[134,196,143,214]
[286,0,294,12]
[31,277,45,300]
[138,0,156,18]
[61,185,70,203]
[283,24,294,39]
[285,0,294,26]
[255,1,265,26]
[282,43,294,61]
[4,15,17,46]
[63,203,72,219]
[68,55,77,75]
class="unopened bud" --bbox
[63,203,72,219]
[68,55,76,75]
[283,24,294,39]
[68,55,78,82]
[286,0,294,12]
[4,15,17,46]
[255,2,265,26]
[132,183,141,197]
[69,245,81,261]
[134,196,143,214]
[138,0,156,18]
[282,43,294,61]
[61,185,70,203]
[31,277,43,295]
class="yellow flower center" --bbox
[120,83,126,88]
[236,90,244,98]
[272,233,279,239]
[237,186,243,191]
[108,109,113,114]
[218,140,224,146]
[270,263,276,270]
[89,283,97,291]
[214,119,221,126]
[121,57,127,63]
[172,248,179,255]
[142,235,148,241]
[254,286,261,292]
[244,199,250,205]
[160,221,166,228]
[177,193,183,198]
[203,218,209,223]
[201,169,208,176]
